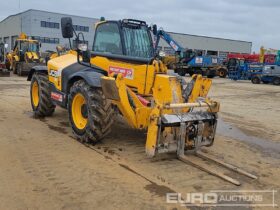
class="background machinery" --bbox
[28,17,257,185]
[0,42,10,77]
[227,47,280,81]
[251,65,280,85]
[6,33,43,76]
[154,28,227,78]
[227,57,263,81]
[259,46,280,65]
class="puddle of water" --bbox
[217,118,280,157]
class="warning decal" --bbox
[109,66,134,80]
[51,92,63,102]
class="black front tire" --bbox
[5,61,10,71]
[196,69,203,75]
[273,77,280,85]
[175,68,186,76]
[68,80,114,143]
[218,68,227,78]
[30,73,56,117]
[251,76,261,84]
[12,63,18,74]
[17,63,23,76]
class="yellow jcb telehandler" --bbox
[6,33,43,76]
[27,18,257,185]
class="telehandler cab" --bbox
[28,17,257,185]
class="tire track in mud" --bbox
[3,77,278,190]
[2,113,168,209]
[32,113,208,197]
[34,112,262,199]
[3,77,280,209]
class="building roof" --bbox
[0,9,98,24]
[168,31,252,44]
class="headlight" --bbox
[78,43,88,52]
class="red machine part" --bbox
[0,63,6,69]
[227,53,276,64]
[137,95,151,106]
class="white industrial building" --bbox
[158,32,252,60]
[0,9,252,60]
[0,9,98,52]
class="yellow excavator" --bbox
[6,33,43,76]
[27,17,257,185]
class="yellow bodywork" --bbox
[47,51,77,90]
[259,46,279,63]
[47,49,218,157]
[95,53,217,156]
[91,56,167,95]
[45,19,219,157]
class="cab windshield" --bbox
[29,42,39,52]
[123,25,153,58]
[93,22,154,58]
[20,41,39,53]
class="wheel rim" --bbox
[220,71,224,77]
[32,81,39,107]
[72,93,88,130]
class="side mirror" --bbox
[61,17,74,38]
[152,24,157,36]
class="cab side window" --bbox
[93,23,123,55]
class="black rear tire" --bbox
[196,69,203,75]
[5,61,10,71]
[30,73,56,117]
[218,68,227,78]
[17,63,23,76]
[12,63,18,74]
[68,80,114,144]
[273,77,280,85]
[175,68,186,76]
[189,71,194,76]
[251,76,261,84]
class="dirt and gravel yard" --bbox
[0,74,279,210]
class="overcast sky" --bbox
[0,0,279,52]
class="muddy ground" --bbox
[0,74,279,210]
